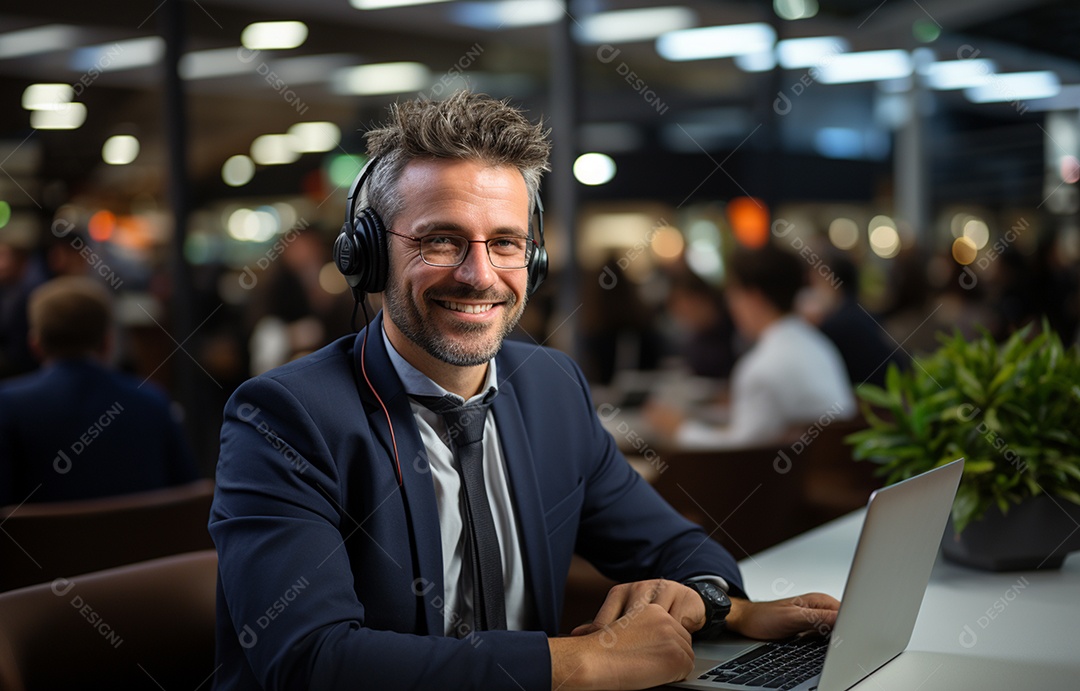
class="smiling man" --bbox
[381,157,530,389]
[210,92,837,691]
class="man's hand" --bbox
[548,581,839,690]
[725,593,840,640]
[550,603,695,691]
[569,579,706,636]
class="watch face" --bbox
[710,584,731,608]
[693,582,731,627]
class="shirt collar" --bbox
[380,322,499,406]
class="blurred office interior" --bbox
[1,0,1078,472]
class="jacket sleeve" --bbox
[209,375,551,691]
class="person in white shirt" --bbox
[648,243,856,448]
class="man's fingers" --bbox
[590,585,634,628]
[791,592,841,610]
[570,622,600,636]
[791,592,840,631]
[645,579,681,611]
[592,580,670,627]
[803,607,839,629]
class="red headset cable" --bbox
[357,298,403,486]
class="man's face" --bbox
[725,280,760,340]
[382,158,530,368]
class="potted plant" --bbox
[846,322,1080,571]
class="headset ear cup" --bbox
[527,245,548,297]
[334,224,361,285]
[336,156,386,295]
[527,196,547,298]
[354,207,389,294]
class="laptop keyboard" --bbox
[698,636,830,689]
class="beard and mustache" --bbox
[383,276,527,367]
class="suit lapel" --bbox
[491,374,558,635]
[353,313,446,636]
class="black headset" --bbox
[333,156,548,298]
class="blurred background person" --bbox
[878,248,940,357]
[646,243,855,448]
[245,226,355,375]
[0,276,198,506]
[799,250,908,388]
[663,267,738,381]
[579,256,664,384]
[0,223,40,380]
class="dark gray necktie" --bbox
[416,393,507,631]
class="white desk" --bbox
[711,510,1080,689]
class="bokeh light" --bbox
[952,236,978,264]
[573,153,617,186]
[869,224,901,259]
[222,155,255,187]
[102,135,140,165]
[727,197,769,248]
[828,217,859,250]
[88,210,116,241]
[962,218,990,250]
[651,225,685,259]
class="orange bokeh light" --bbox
[726,197,770,248]
[88,210,116,242]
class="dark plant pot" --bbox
[941,495,1080,571]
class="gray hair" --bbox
[362,91,551,231]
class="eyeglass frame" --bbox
[385,228,538,270]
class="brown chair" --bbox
[652,441,812,560]
[799,416,883,523]
[0,550,218,691]
[0,479,215,592]
[561,443,813,631]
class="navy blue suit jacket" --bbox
[0,359,197,506]
[210,313,744,690]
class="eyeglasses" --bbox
[387,229,535,269]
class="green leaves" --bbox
[846,320,1080,533]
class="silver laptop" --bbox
[673,457,964,691]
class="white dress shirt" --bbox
[382,328,534,636]
[677,315,855,449]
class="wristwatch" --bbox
[685,581,731,638]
